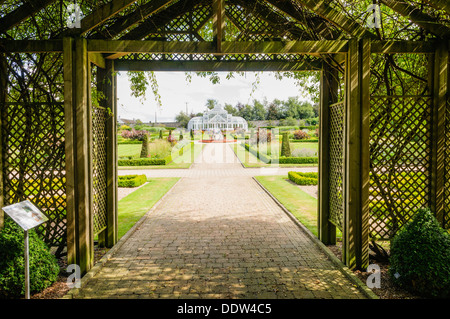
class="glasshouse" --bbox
[187,104,248,131]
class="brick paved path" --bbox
[72,143,367,299]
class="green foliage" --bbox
[281,132,291,157]
[120,125,131,131]
[288,171,318,185]
[159,130,163,139]
[118,175,147,188]
[0,219,59,298]
[293,130,310,140]
[118,158,167,166]
[278,157,318,164]
[389,208,450,298]
[140,134,149,158]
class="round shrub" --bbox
[389,208,450,298]
[0,218,60,298]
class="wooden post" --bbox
[98,59,118,247]
[318,62,338,245]
[343,39,370,270]
[431,41,448,226]
[0,52,6,230]
[213,0,225,53]
[64,37,94,275]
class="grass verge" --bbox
[255,175,319,236]
[117,177,179,239]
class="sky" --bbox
[116,71,313,123]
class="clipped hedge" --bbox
[278,156,318,164]
[118,174,147,188]
[118,158,166,166]
[243,144,271,163]
[389,208,450,298]
[288,171,318,185]
[0,219,60,298]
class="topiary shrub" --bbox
[281,132,291,157]
[389,208,450,298]
[0,218,60,298]
[140,133,149,158]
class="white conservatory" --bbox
[187,104,248,131]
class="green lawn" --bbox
[118,143,205,169]
[118,144,142,158]
[255,175,342,239]
[231,143,318,168]
[117,177,179,239]
[290,142,318,152]
[255,175,319,236]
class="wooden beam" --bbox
[119,0,204,40]
[114,59,322,71]
[230,0,311,40]
[424,0,450,16]
[88,40,349,55]
[90,0,176,39]
[296,0,377,39]
[370,40,436,54]
[213,0,225,53]
[343,38,370,271]
[264,0,340,39]
[318,63,338,245]
[0,0,57,33]
[80,0,137,35]
[380,0,450,38]
[0,40,63,52]
[64,37,94,275]
[430,41,448,225]
[88,52,106,69]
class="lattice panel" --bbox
[445,96,450,230]
[369,96,432,239]
[328,101,345,230]
[92,105,108,235]
[1,102,66,251]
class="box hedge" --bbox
[0,219,60,298]
[288,171,318,185]
[118,174,147,188]
[389,208,450,298]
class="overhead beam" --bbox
[86,40,349,55]
[119,0,205,40]
[114,59,322,71]
[296,0,377,39]
[424,0,450,16]
[0,0,57,33]
[380,0,450,38]
[213,0,226,52]
[230,0,311,40]
[80,0,138,35]
[264,0,340,39]
[90,0,176,39]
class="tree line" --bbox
[176,97,318,128]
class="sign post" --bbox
[2,200,48,299]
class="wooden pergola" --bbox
[1,0,450,275]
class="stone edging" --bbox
[252,176,379,300]
[62,177,183,299]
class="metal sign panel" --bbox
[2,200,48,231]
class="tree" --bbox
[175,111,191,128]
[205,99,219,110]
[252,99,266,121]
[224,103,237,116]
[266,101,281,120]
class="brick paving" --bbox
[71,143,367,299]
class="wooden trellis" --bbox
[1,0,450,275]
